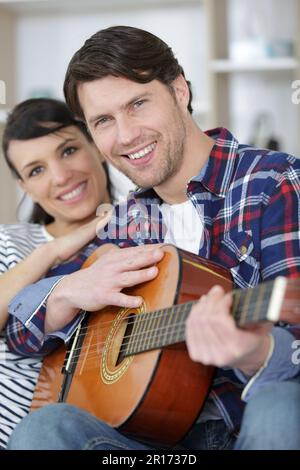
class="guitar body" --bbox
[32,244,232,445]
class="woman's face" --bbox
[8,125,108,228]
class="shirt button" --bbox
[240,245,247,256]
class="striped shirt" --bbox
[0,223,52,448]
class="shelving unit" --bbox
[211,57,299,73]
[1,0,300,224]
[0,7,18,223]
[204,0,300,156]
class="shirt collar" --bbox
[134,127,239,201]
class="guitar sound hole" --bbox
[116,313,135,365]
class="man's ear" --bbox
[172,74,190,110]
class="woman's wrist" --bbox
[44,240,62,266]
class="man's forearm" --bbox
[234,334,272,376]
[7,275,67,356]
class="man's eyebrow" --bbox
[88,92,153,126]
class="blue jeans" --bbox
[8,382,300,450]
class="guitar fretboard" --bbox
[122,279,277,357]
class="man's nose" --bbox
[116,115,141,147]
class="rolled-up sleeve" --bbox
[7,276,82,356]
[234,326,300,401]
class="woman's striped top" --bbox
[0,223,52,448]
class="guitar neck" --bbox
[123,277,290,357]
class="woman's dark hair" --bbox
[64,25,193,120]
[2,98,93,225]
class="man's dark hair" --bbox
[64,25,193,120]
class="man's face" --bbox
[78,75,189,189]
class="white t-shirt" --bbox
[0,223,53,448]
[160,199,221,423]
[107,164,136,203]
[159,199,204,254]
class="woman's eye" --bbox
[29,166,43,177]
[63,146,77,157]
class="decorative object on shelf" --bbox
[29,88,54,99]
[229,0,295,61]
[249,112,280,151]
[0,79,6,105]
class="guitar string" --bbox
[7,289,276,341]
[60,296,282,365]
[65,316,190,360]
[9,275,300,338]
[62,295,300,365]
[33,296,300,369]
[8,294,300,345]
[65,322,188,368]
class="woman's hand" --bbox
[49,211,112,264]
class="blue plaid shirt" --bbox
[7,128,300,433]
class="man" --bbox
[7,26,300,450]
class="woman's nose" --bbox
[50,163,73,186]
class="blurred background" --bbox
[0,0,299,222]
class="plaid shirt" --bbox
[7,127,300,433]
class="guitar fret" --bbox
[124,303,191,356]
[162,306,174,347]
[140,312,152,352]
[233,280,275,326]
[232,289,242,321]
[130,314,145,355]
[175,303,189,343]
[144,310,158,351]
[170,304,181,344]
[245,282,267,325]
[148,310,163,351]
[151,308,166,350]
[238,288,253,326]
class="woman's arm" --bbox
[0,242,60,331]
[0,215,110,331]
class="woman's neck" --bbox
[46,189,111,238]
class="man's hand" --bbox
[185,285,272,376]
[45,245,164,334]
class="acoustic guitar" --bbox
[31,243,300,445]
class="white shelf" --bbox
[194,101,210,115]
[211,57,299,73]
[0,0,201,14]
[0,109,9,124]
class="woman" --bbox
[0,98,112,448]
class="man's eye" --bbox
[134,100,145,108]
[63,146,77,157]
[96,116,110,127]
[29,166,43,177]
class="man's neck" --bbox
[155,120,215,205]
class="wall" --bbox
[16,3,207,119]
[0,8,18,223]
